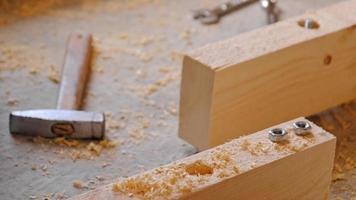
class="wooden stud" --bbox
[179,0,356,150]
[72,118,336,200]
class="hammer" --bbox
[9,33,105,139]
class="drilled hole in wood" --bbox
[324,55,332,65]
[297,18,320,29]
[185,160,213,176]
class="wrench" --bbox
[260,0,280,24]
[193,0,258,25]
[193,0,279,25]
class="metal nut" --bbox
[268,128,288,142]
[293,121,312,136]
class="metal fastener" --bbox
[268,128,288,142]
[260,0,279,24]
[297,18,320,29]
[293,121,312,136]
[193,0,259,25]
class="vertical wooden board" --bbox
[179,57,215,150]
[179,0,356,150]
[72,118,336,200]
[210,27,356,146]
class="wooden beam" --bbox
[179,0,356,150]
[72,118,336,200]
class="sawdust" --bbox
[158,66,174,74]
[180,29,195,44]
[31,164,37,171]
[133,36,155,46]
[6,97,18,106]
[73,180,87,189]
[47,65,60,84]
[32,137,119,161]
[0,0,65,17]
[309,101,356,184]
[112,118,335,200]
[112,139,245,199]
[240,139,270,156]
[144,73,178,96]
[29,67,39,75]
[128,128,146,145]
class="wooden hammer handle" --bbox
[57,32,92,110]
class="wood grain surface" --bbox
[57,32,92,110]
[0,0,354,199]
[179,0,356,150]
[73,118,336,200]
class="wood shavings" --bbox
[309,100,356,186]
[47,65,60,84]
[332,172,346,182]
[144,73,177,95]
[180,29,195,42]
[99,139,119,148]
[117,33,129,40]
[112,120,335,200]
[166,104,178,116]
[40,164,48,172]
[137,52,152,62]
[112,141,242,199]
[31,164,37,171]
[87,142,103,155]
[106,112,127,134]
[170,51,183,62]
[128,128,145,144]
[158,66,173,74]
[145,84,158,95]
[29,67,38,75]
[101,162,111,168]
[6,97,18,106]
[73,180,87,189]
[95,176,105,181]
[142,120,150,129]
[31,136,119,161]
[53,137,79,147]
[133,36,154,46]
[135,69,147,78]
[240,140,269,156]
[0,0,64,17]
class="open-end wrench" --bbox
[260,0,280,24]
[193,0,258,25]
[193,0,279,25]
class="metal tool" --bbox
[9,33,105,139]
[260,0,279,24]
[193,0,279,25]
[193,0,258,25]
[293,121,312,136]
[268,128,288,142]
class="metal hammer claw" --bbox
[9,33,105,139]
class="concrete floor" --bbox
[0,0,354,199]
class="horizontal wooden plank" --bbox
[179,0,356,150]
[72,118,336,200]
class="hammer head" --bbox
[9,109,105,139]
